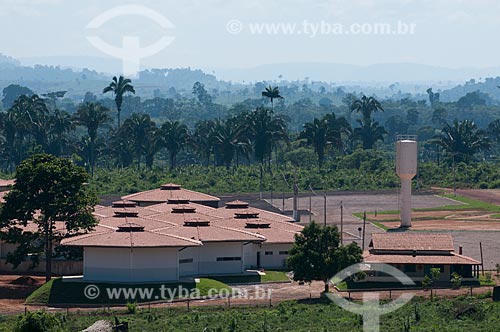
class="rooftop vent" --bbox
[245,221,271,228]
[235,211,260,219]
[161,183,182,190]
[167,198,190,204]
[113,210,139,218]
[184,218,210,227]
[112,200,137,208]
[172,205,197,213]
[225,200,249,209]
[117,223,145,232]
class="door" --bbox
[257,252,261,269]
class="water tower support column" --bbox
[400,177,412,227]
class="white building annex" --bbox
[60,185,303,282]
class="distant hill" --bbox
[213,62,500,83]
[3,53,500,102]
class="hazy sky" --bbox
[0,0,499,70]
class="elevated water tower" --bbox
[396,135,418,228]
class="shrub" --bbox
[451,272,462,289]
[126,302,137,314]
[15,311,63,332]
[485,272,493,283]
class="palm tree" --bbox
[103,76,135,128]
[74,103,112,175]
[350,95,384,122]
[353,118,387,150]
[121,113,156,169]
[47,109,74,156]
[159,120,190,170]
[192,120,216,166]
[299,113,351,168]
[246,107,288,166]
[434,120,490,163]
[210,119,249,170]
[261,86,283,110]
[10,95,50,150]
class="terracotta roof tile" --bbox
[370,233,454,252]
[363,252,480,265]
[0,179,15,189]
[122,186,220,204]
[60,229,202,248]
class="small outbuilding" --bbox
[362,233,481,283]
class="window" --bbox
[179,258,194,264]
[265,251,273,256]
[216,257,241,262]
[404,265,416,273]
[279,251,289,255]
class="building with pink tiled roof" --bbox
[60,197,303,282]
[121,183,220,208]
[362,233,480,284]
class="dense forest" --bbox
[2,67,500,195]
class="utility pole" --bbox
[362,211,367,251]
[309,188,312,223]
[453,153,457,197]
[259,164,263,200]
[340,201,344,245]
[480,242,484,276]
[323,193,327,226]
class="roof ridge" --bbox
[60,229,114,245]
[212,224,266,240]
[150,229,203,245]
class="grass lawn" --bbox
[208,271,290,284]
[26,278,230,306]
[358,194,500,224]
[419,194,500,213]
[3,296,500,331]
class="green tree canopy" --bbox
[0,154,97,281]
[287,221,362,292]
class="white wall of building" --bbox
[244,243,292,269]
[84,247,179,282]
[179,242,245,276]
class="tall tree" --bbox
[299,113,350,168]
[74,103,111,175]
[353,118,387,150]
[0,154,97,282]
[246,107,288,166]
[47,109,74,157]
[10,95,50,150]
[159,120,189,170]
[192,120,215,166]
[261,85,283,110]
[103,76,135,128]
[434,119,490,163]
[121,113,156,169]
[350,95,384,123]
[287,222,363,292]
[210,119,250,170]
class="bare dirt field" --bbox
[0,275,45,314]
[269,190,500,270]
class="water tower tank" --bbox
[396,140,418,180]
[396,135,418,228]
